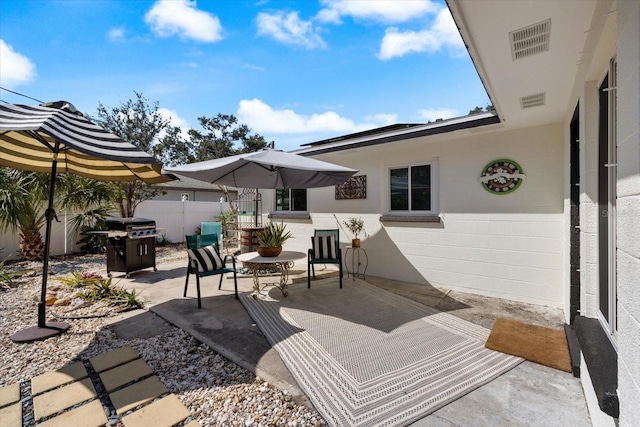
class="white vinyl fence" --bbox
[136,200,229,243]
[0,200,227,261]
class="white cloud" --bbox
[317,0,439,24]
[377,8,464,60]
[157,107,189,128]
[237,98,393,135]
[145,0,223,42]
[242,63,267,72]
[0,40,36,88]
[256,11,326,49]
[417,108,458,122]
[431,8,466,53]
[156,107,191,140]
[107,27,126,43]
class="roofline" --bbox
[445,0,502,122]
[294,112,500,156]
[301,123,424,147]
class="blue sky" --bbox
[0,0,490,152]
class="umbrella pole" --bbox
[38,165,57,327]
[11,153,70,342]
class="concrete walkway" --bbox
[111,259,592,426]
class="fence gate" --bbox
[234,189,265,253]
[234,188,262,228]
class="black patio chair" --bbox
[184,234,238,308]
[308,229,343,289]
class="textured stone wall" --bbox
[616,1,640,425]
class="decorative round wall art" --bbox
[479,159,527,194]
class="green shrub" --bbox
[0,256,32,289]
[58,272,143,311]
[56,271,104,288]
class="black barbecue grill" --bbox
[104,217,158,277]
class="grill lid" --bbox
[105,217,156,231]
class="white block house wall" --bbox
[616,0,640,423]
[272,121,565,308]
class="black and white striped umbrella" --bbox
[0,102,170,342]
[0,102,167,183]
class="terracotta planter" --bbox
[351,238,361,248]
[257,246,282,257]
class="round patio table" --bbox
[237,251,306,298]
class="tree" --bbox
[95,92,169,217]
[188,114,269,161]
[153,125,193,167]
[469,104,495,115]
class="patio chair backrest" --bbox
[315,229,339,240]
[186,233,219,249]
[312,229,340,260]
[308,228,343,288]
[186,234,200,250]
[201,222,222,248]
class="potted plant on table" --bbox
[256,222,292,257]
[343,217,365,248]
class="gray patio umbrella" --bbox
[0,102,171,342]
[165,148,358,189]
[166,148,358,226]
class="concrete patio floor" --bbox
[110,258,591,427]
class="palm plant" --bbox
[0,167,119,260]
[0,168,48,260]
[59,175,118,253]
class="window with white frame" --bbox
[388,161,437,213]
[275,188,307,211]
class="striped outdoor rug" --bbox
[240,278,523,427]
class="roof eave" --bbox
[296,113,500,156]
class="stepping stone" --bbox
[109,376,169,414]
[121,394,190,427]
[99,358,153,393]
[0,403,21,427]
[0,382,20,407]
[184,421,202,427]
[36,399,108,427]
[89,346,139,373]
[33,377,97,421]
[31,362,87,395]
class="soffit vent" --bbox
[510,19,551,60]
[521,93,546,109]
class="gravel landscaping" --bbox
[1,244,325,426]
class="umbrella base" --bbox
[10,322,70,343]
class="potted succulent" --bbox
[256,222,292,257]
[343,217,365,248]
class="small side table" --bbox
[345,246,368,280]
